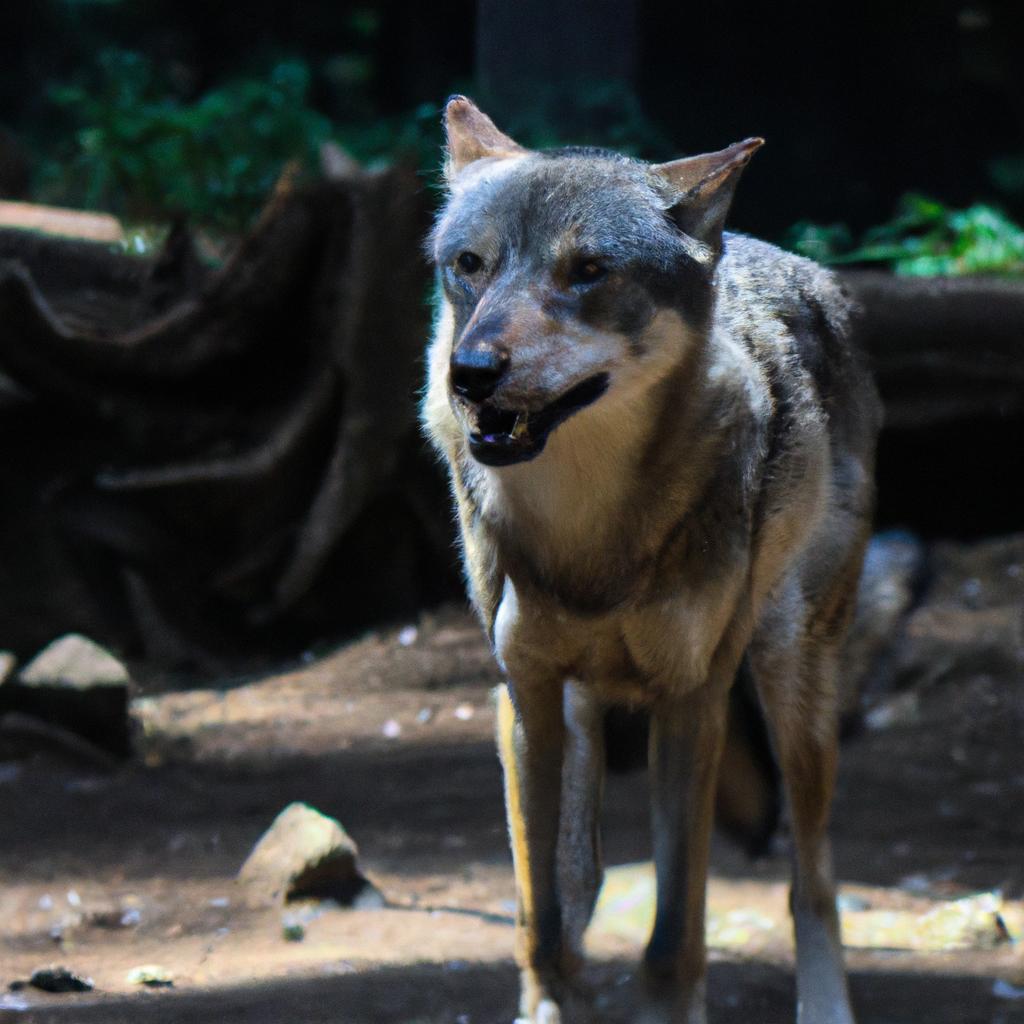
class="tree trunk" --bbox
[0,161,459,668]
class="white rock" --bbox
[237,802,380,909]
[20,634,128,689]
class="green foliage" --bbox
[333,102,443,178]
[36,47,446,230]
[39,51,334,229]
[782,222,854,265]
[34,45,670,230]
[784,194,1024,276]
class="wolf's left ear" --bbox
[653,138,764,252]
[443,95,527,180]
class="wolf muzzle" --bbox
[458,372,610,467]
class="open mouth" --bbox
[466,373,610,466]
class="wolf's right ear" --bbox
[653,138,764,253]
[443,96,527,180]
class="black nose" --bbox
[450,342,509,403]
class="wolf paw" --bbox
[796,1003,856,1024]
[636,986,707,1024]
[514,999,562,1024]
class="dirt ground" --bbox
[2,604,1023,1024]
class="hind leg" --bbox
[750,587,856,1024]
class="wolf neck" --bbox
[481,392,649,561]
[470,315,768,608]
[476,346,720,599]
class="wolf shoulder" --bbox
[716,231,883,451]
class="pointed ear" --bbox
[443,95,528,179]
[653,137,764,252]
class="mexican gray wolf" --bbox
[422,95,882,1024]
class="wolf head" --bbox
[428,96,762,467]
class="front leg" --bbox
[559,681,606,971]
[497,682,569,1023]
[642,683,731,1024]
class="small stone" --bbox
[842,891,1012,952]
[453,703,475,721]
[864,691,920,731]
[20,635,128,688]
[837,893,872,912]
[993,979,1024,1001]
[351,884,386,909]
[397,625,418,647]
[126,964,173,988]
[416,707,435,724]
[237,802,382,909]
[381,718,401,738]
[899,873,933,894]
[28,966,93,993]
[3,635,132,756]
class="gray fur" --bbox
[423,97,882,1024]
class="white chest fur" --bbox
[475,310,691,574]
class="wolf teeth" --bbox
[511,414,529,440]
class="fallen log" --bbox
[840,271,1024,537]
[841,271,1024,429]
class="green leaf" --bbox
[784,193,1024,277]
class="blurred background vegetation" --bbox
[1,1,1022,661]
[1,0,1023,270]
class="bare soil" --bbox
[1,605,1022,1024]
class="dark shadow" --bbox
[4,694,1023,899]
[876,418,1024,540]
[0,738,512,883]
[10,957,1017,1024]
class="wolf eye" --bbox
[569,259,607,286]
[456,251,483,274]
